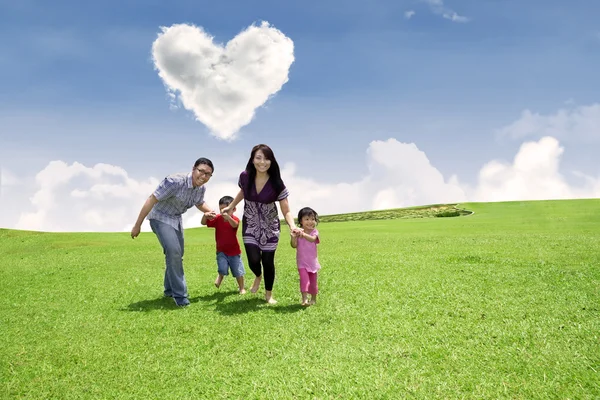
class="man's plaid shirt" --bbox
[147,173,206,231]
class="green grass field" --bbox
[2,199,599,399]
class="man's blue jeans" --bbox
[149,219,188,304]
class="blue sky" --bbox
[1,0,599,232]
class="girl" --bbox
[290,207,321,306]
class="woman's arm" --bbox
[222,189,244,216]
[290,232,298,248]
[279,198,300,233]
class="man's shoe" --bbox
[174,297,190,307]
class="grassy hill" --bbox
[1,199,599,399]
[318,203,472,222]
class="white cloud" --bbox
[6,140,469,233]
[443,12,469,23]
[404,10,416,19]
[496,103,600,142]
[280,135,598,218]
[11,160,248,233]
[7,107,600,233]
[15,161,160,232]
[152,21,295,141]
[1,167,19,187]
[281,138,467,217]
[469,136,600,202]
[422,0,470,23]
[0,167,20,203]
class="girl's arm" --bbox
[290,232,298,248]
[299,230,318,243]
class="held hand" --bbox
[221,212,232,221]
[131,224,141,239]
[205,211,217,220]
[221,205,233,216]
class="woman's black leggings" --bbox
[244,244,276,291]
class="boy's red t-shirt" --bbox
[206,214,241,256]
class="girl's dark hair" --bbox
[297,207,319,227]
[245,144,284,195]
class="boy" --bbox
[201,196,246,294]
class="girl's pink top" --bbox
[296,228,321,273]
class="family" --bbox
[130,144,322,308]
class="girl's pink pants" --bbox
[299,268,318,294]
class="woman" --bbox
[222,144,301,304]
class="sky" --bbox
[1,0,599,232]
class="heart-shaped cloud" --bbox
[152,21,294,140]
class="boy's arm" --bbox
[201,213,209,225]
[222,213,239,228]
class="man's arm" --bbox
[196,202,216,219]
[131,195,159,238]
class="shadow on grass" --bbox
[123,296,180,312]
[272,304,306,314]
[208,296,307,316]
[122,292,308,314]
[195,290,239,304]
[211,297,265,315]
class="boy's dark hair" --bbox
[297,207,319,227]
[219,196,234,207]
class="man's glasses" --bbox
[195,167,213,177]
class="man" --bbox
[131,157,217,307]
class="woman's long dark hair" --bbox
[245,144,284,195]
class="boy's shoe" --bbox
[174,297,190,307]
